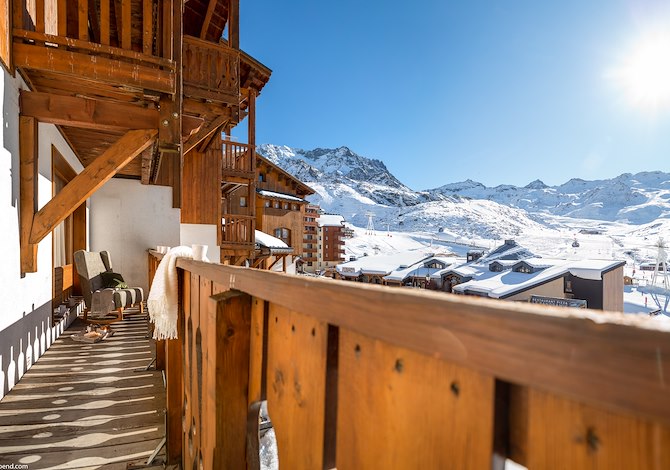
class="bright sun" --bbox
[610,30,670,112]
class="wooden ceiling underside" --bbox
[21,68,160,178]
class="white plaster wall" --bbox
[0,68,83,397]
[180,223,221,263]
[90,179,180,292]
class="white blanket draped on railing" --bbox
[148,246,208,340]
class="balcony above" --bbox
[11,0,270,184]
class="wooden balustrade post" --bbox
[164,268,186,465]
[198,290,252,468]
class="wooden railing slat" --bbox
[34,0,45,33]
[121,0,130,49]
[267,304,328,469]
[100,0,109,45]
[337,329,495,468]
[77,0,87,40]
[142,0,153,55]
[525,388,670,468]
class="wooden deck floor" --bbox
[0,312,168,469]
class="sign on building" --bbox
[530,295,587,308]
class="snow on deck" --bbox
[255,230,291,251]
[257,189,307,203]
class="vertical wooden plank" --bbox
[228,0,238,49]
[12,0,22,37]
[77,0,87,40]
[99,0,109,44]
[19,116,38,274]
[210,291,252,467]
[248,297,266,404]
[56,0,67,35]
[266,304,328,470]
[526,388,670,469]
[71,203,86,294]
[336,329,495,469]
[247,297,266,469]
[142,0,153,54]
[161,0,172,59]
[121,0,130,49]
[35,0,45,33]
[183,272,200,470]
[165,270,186,464]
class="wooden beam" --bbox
[200,0,217,40]
[183,114,229,155]
[141,142,155,184]
[19,116,38,273]
[13,42,175,94]
[20,90,159,131]
[228,0,238,49]
[30,129,157,244]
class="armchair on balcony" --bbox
[73,250,144,323]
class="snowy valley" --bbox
[257,144,670,263]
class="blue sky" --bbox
[235,0,670,190]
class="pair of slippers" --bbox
[71,325,115,343]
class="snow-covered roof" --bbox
[518,258,565,269]
[384,256,457,282]
[255,230,292,253]
[487,259,518,268]
[453,259,625,298]
[336,251,433,277]
[431,264,476,279]
[480,239,535,262]
[318,214,345,227]
[257,189,307,203]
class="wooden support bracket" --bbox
[19,116,38,274]
[30,129,158,245]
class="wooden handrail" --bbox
[153,251,670,468]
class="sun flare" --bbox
[610,29,670,112]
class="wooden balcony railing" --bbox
[149,252,670,468]
[12,0,175,93]
[184,35,240,104]
[221,214,254,246]
[222,140,253,179]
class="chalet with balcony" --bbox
[222,153,313,268]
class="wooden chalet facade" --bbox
[254,155,314,269]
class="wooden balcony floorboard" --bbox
[0,313,167,469]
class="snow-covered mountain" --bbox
[429,172,670,224]
[256,144,670,240]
